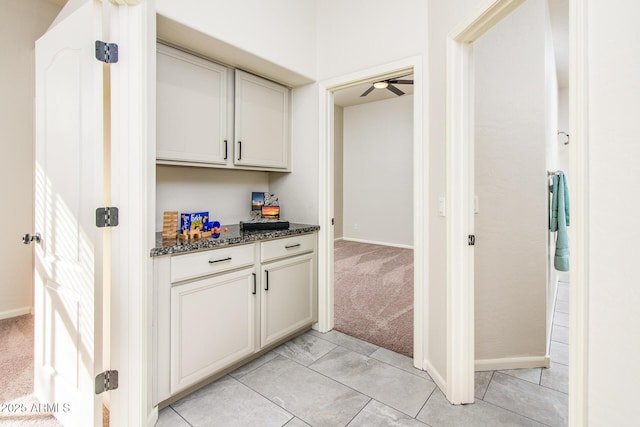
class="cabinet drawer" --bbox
[171,244,255,283]
[261,233,316,263]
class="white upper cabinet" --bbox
[156,46,291,171]
[234,70,290,170]
[157,44,230,166]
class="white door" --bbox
[34,1,105,425]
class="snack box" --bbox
[180,211,209,232]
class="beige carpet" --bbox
[334,240,414,357]
[0,314,61,426]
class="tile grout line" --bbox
[481,370,495,401]
[537,382,569,396]
[478,396,556,427]
[414,385,438,425]
[343,397,373,427]
[234,352,376,425]
[167,404,194,427]
[229,373,300,425]
[305,347,432,419]
[310,330,434,383]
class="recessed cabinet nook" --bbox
[156,43,291,171]
[153,43,314,406]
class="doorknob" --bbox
[22,233,41,245]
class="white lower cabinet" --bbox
[170,267,256,394]
[153,233,317,404]
[261,253,316,347]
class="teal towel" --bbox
[550,172,570,271]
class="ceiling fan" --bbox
[360,76,414,97]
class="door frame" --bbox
[445,0,588,422]
[317,56,428,374]
[103,0,156,425]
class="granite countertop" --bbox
[150,223,320,257]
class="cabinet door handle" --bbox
[237,141,242,160]
[285,243,301,249]
[252,273,256,295]
[224,140,228,160]
[209,257,232,264]
[265,270,269,291]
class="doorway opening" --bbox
[317,56,428,377]
[446,0,585,420]
[332,78,414,357]
[468,1,570,425]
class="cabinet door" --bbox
[261,253,316,347]
[171,268,256,394]
[234,70,290,170]
[157,44,230,166]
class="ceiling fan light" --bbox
[373,81,388,89]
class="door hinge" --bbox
[331,218,335,226]
[468,235,476,246]
[95,370,119,394]
[95,40,119,64]
[96,207,119,228]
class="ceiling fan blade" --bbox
[387,79,413,85]
[387,84,405,96]
[360,85,375,97]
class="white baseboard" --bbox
[424,358,447,394]
[342,237,413,250]
[333,237,343,242]
[0,306,32,321]
[475,355,550,372]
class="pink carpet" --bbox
[333,240,414,357]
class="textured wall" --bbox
[343,96,413,248]
[473,0,549,363]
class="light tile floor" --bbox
[156,282,569,427]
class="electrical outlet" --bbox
[353,223,359,230]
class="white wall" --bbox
[557,87,570,178]
[155,166,269,229]
[155,0,317,82]
[587,1,640,424]
[269,83,320,224]
[334,106,344,239]
[473,0,548,363]
[0,0,62,319]
[316,1,428,81]
[342,96,413,247]
[427,0,489,379]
